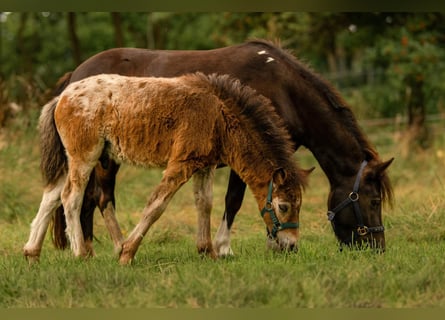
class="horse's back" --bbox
[70,42,287,85]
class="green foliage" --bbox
[359,13,445,117]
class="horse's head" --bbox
[327,158,393,252]
[261,167,311,253]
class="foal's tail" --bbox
[39,98,70,249]
[46,72,73,249]
[39,98,67,186]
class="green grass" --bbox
[1,115,445,307]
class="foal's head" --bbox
[261,167,310,253]
[327,157,393,251]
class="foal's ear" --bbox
[272,168,287,186]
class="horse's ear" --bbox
[272,168,287,186]
[368,158,394,180]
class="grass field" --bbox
[0,111,445,308]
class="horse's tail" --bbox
[39,98,69,249]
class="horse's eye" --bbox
[370,199,381,208]
[279,204,289,214]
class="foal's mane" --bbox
[246,39,393,203]
[191,72,306,188]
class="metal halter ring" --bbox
[356,226,369,236]
[348,192,359,202]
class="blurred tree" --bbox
[111,12,124,47]
[361,13,445,151]
[67,12,81,65]
[1,10,445,143]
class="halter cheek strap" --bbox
[260,180,299,239]
[327,160,385,236]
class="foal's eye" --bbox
[279,204,289,214]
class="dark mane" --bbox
[245,39,393,203]
[196,72,306,188]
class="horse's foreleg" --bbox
[119,168,191,265]
[214,170,246,257]
[95,160,123,254]
[24,176,65,262]
[193,167,216,259]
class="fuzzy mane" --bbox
[246,39,393,204]
[192,72,306,189]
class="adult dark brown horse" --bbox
[51,39,393,254]
[24,73,307,263]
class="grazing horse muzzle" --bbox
[261,181,299,251]
[327,160,385,250]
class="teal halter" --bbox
[260,180,299,239]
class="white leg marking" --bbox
[214,215,234,257]
[257,50,267,55]
[266,57,275,63]
[24,178,65,257]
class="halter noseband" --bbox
[260,180,299,239]
[327,160,385,237]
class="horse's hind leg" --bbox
[24,176,65,262]
[214,170,246,257]
[193,167,217,258]
[95,160,124,254]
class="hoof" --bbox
[118,243,135,265]
[118,252,134,265]
[85,240,96,257]
[197,246,218,259]
[23,248,41,264]
[216,246,234,258]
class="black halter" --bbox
[327,160,385,237]
[260,180,299,239]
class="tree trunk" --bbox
[111,12,124,47]
[400,74,430,156]
[146,13,155,49]
[16,13,29,75]
[67,12,82,66]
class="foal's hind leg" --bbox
[62,161,96,258]
[214,170,247,257]
[193,167,217,258]
[24,176,65,262]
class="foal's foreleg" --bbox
[193,167,216,258]
[24,177,65,262]
[214,170,247,257]
[119,169,190,265]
